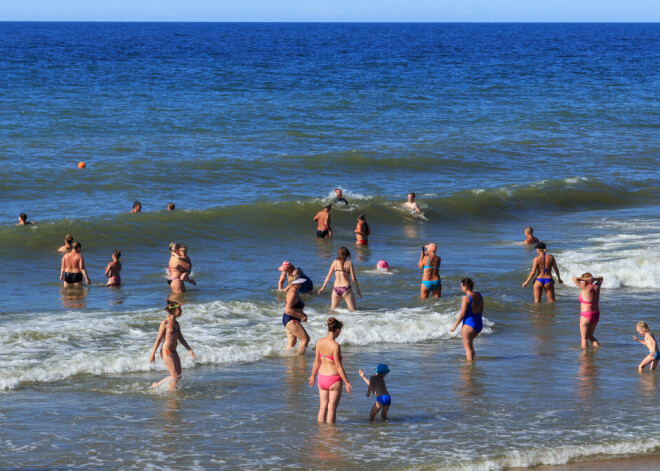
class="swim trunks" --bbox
[317,230,329,238]
[64,272,83,283]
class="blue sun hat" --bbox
[375,364,390,375]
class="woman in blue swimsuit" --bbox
[450,278,484,361]
[418,243,441,299]
[522,242,563,303]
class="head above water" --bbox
[408,192,415,201]
[377,260,389,269]
[324,203,332,210]
[461,278,474,290]
[72,241,81,251]
[133,201,141,210]
[375,364,390,375]
[112,249,121,259]
[334,188,343,197]
[168,202,175,210]
[535,242,546,251]
[169,242,180,253]
[278,261,293,272]
[637,321,650,332]
[358,213,366,221]
[19,213,27,222]
[525,226,534,235]
[337,246,351,263]
[327,317,343,333]
[581,272,593,280]
[65,234,74,244]
[165,298,182,315]
[425,243,437,254]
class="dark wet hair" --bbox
[113,249,121,259]
[337,247,351,270]
[168,202,175,210]
[327,317,343,332]
[324,203,332,209]
[358,214,370,236]
[461,278,474,290]
[19,213,27,221]
[408,192,415,198]
[65,234,73,244]
[72,241,81,250]
[133,201,141,208]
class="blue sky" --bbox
[2,0,659,22]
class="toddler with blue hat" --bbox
[358,363,391,422]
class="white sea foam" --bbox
[423,437,659,471]
[558,219,660,289]
[0,300,493,389]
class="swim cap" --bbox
[377,260,389,269]
[535,242,546,250]
[375,364,390,375]
[278,261,292,271]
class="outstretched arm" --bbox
[318,264,334,294]
[149,322,167,363]
[552,259,563,283]
[349,262,361,298]
[308,347,321,386]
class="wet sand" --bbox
[511,453,660,471]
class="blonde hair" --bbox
[581,272,593,279]
[637,321,650,332]
[169,242,180,253]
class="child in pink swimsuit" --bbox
[105,250,122,286]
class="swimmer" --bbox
[418,243,441,298]
[277,261,313,294]
[17,213,34,225]
[168,202,175,211]
[282,278,310,355]
[105,250,122,286]
[354,213,370,246]
[572,273,603,348]
[524,226,539,245]
[632,321,659,372]
[313,203,332,238]
[58,234,74,253]
[404,192,421,214]
[167,243,196,293]
[522,242,563,303]
[149,299,196,390]
[334,188,349,205]
[308,317,352,424]
[358,364,391,422]
[377,260,390,270]
[130,201,142,213]
[60,241,90,287]
[450,278,484,361]
[318,247,362,311]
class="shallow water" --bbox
[1,22,659,470]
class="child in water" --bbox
[105,250,122,286]
[632,321,659,372]
[359,364,391,422]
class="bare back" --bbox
[316,337,341,375]
[333,260,353,286]
[63,252,83,273]
[314,210,331,231]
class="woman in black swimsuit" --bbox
[283,278,310,355]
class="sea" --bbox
[1,22,659,470]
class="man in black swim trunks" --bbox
[313,204,333,238]
[60,241,90,287]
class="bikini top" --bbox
[578,294,596,305]
[334,261,350,273]
[320,353,342,362]
[423,255,438,271]
[292,299,305,310]
[539,253,549,274]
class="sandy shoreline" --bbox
[510,453,660,470]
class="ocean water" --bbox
[1,22,659,470]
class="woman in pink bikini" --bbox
[522,242,563,302]
[572,273,603,348]
[308,317,352,423]
[318,247,362,311]
[149,299,196,390]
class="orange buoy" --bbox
[78,161,86,168]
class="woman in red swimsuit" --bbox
[308,317,352,423]
[149,299,196,390]
[572,273,603,348]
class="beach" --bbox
[1,22,659,470]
